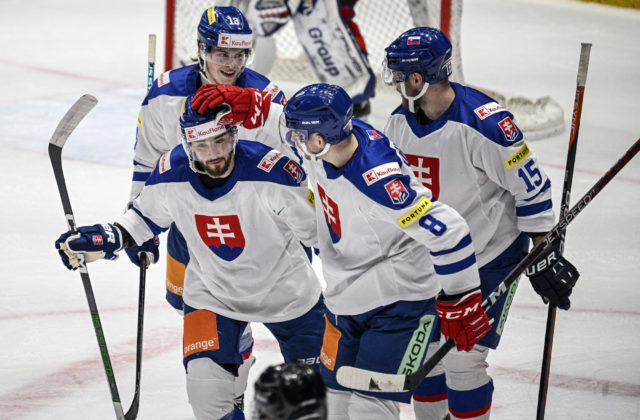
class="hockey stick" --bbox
[536,42,591,420]
[49,94,126,420]
[124,33,157,420]
[336,136,640,393]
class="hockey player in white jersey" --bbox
[274,83,490,420]
[128,5,290,310]
[126,6,298,407]
[382,27,580,420]
[56,99,325,420]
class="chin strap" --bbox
[300,142,331,161]
[400,82,429,113]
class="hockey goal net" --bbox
[165,0,564,139]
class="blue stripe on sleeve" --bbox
[516,199,553,217]
[132,171,151,182]
[130,206,167,236]
[433,253,477,275]
[430,233,472,257]
[523,179,551,202]
[133,159,152,168]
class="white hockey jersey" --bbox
[116,140,321,323]
[384,83,556,267]
[301,119,481,316]
[129,64,287,202]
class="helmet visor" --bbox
[381,58,406,86]
[203,46,254,68]
[278,113,311,150]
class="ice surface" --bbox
[0,0,638,418]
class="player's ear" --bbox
[409,72,424,87]
[312,133,326,149]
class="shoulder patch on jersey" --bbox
[397,196,434,228]
[156,150,172,174]
[384,179,410,205]
[257,149,284,172]
[158,71,171,87]
[307,189,315,207]
[366,129,384,140]
[137,112,142,129]
[498,116,520,142]
[504,142,530,169]
[363,162,402,186]
[474,101,505,120]
[283,159,304,183]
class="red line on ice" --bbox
[0,327,179,418]
[541,161,640,184]
[0,58,130,88]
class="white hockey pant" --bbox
[327,388,399,420]
[186,357,237,420]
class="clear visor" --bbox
[189,131,237,155]
[381,58,406,86]
[278,113,311,150]
[202,45,254,68]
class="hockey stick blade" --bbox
[49,94,98,148]
[337,137,640,393]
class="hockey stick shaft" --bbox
[537,42,591,420]
[124,33,156,420]
[336,136,640,392]
[49,95,126,420]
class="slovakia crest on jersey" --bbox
[366,129,383,140]
[195,214,245,261]
[405,154,440,199]
[284,159,304,183]
[317,184,341,243]
[384,179,410,205]
[498,116,520,142]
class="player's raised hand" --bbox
[55,223,123,270]
[191,84,272,129]
[436,289,492,351]
[526,243,579,310]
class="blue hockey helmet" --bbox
[280,83,353,157]
[253,360,327,420]
[382,27,453,86]
[179,95,237,175]
[198,6,253,50]
[197,6,254,76]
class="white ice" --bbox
[0,0,639,419]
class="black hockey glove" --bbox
[526,244,579,310]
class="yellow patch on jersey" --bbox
[307,189,315,207]
[137,112,142,129]
[504,142,530,169]
[207,7,216,24]
[397,196,433,228]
